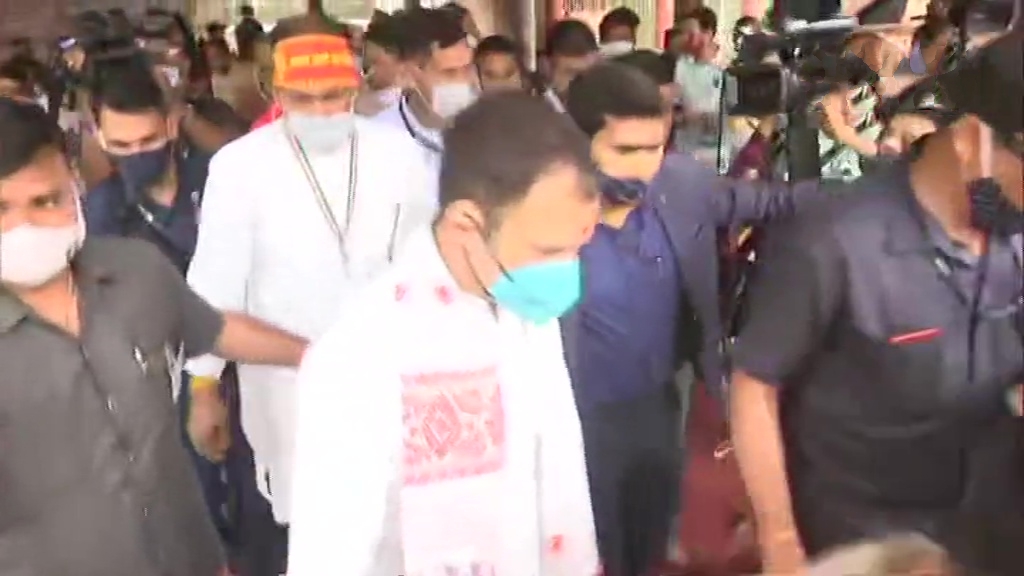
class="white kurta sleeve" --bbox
[287,302,397,576]
[184,147,255,376]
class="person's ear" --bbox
[442,199,487,235]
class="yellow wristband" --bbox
[190,375,219,392]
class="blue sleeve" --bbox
[83,178,127,237]
[658,153,820,228]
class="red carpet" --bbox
[672,383,761,576]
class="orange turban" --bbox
[273,34,360,91]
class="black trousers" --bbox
[579,384,684,576]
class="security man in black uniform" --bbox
[730,31,1024,576]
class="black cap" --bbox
[938,32,1023,141]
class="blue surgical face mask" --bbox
[113,142,173,192]
[286,111,355,154]
[488,259,583,325]
[597,171,648,203]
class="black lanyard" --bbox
[398,96,443,154]
[126,146,199,258]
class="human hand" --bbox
[187,380,230,463]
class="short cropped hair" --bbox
[613,50,674,86]
[91,55,168,123]
[364,14,402,54]
[440,92,595,219]
[395,8,466,62]
[681,7,718,34]
[0,98,64,179]
[565,61,665,138]
[599,7,641,41]
[475,34,519,59]
[546,19,598,58]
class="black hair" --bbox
[239,5,255,18]
[365,14,403,54]
[599,7,641,41]
[475,35,520,59]
[206,22,227,36]
[565,61,665,138]
[546,19,598,58]
[91,56,168,124]
[0,57,35,86]
[612,50,674,86]
[0,98,64,180]
[440,91,595,217]
[270,13,349,46]
[394,8,467,62]
[442,2,470,18]
[681,7,718,34]
[734,16,759,32]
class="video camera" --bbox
[724,17,879,117]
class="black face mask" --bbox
[114,142,174,193]
[968,177,1024,238]
[597,172,648,204]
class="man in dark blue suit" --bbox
[560,62,818,576]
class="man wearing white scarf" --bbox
[288,92,600,576]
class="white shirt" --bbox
[185,116,437,523]
[373,95,444,173]
[287,228,599,576]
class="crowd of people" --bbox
[0,1,1021,575]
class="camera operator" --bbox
[816,32,901,182]
[139,9,248,141]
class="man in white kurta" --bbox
[184,25,437,550]
[288,92,601,576]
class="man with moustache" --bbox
[184,15,437,576]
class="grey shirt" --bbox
[0,237,226,576]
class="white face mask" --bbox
[0,200,86,288]
[431,82,478,120]
[600,40,635,57]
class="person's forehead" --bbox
[479,52,517,70]
[600,116,667,144]
[0,150,71,203]
[431,40,472,70]
[552,54,594,73]
[277,85,356,99]
[679,19,700,33]
[98,108,166,137]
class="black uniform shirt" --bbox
[731,164,1024,551]
[0,237,226,576]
